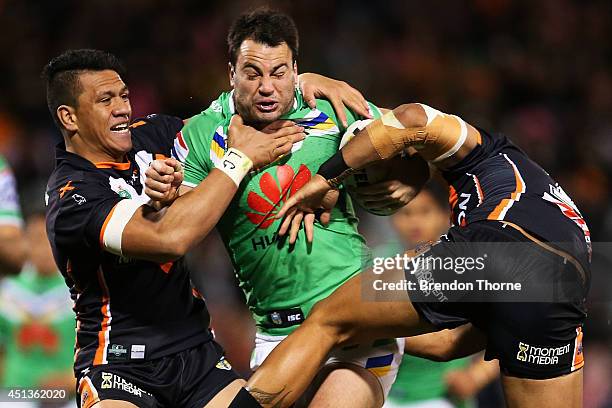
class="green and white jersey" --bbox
[180,90,381,335]
[0,266,74,387]
[0,155,23,226]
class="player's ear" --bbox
[293,61,298,77]
[228,63,236,87]
[57,105,78,133]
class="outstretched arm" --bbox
[404,323,487,362]
[276,104,480,235]
[339,103,480,171]
[108,118,305,263]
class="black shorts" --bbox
[77,340,241,408]
[405,220,589,379]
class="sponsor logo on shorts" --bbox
[517,342,529,362]
[131,345,145,359]
[516,341,571,365]
[101,373,113,389]
[108,344,128,358]
[216,356,232,370]
[100,372,151,397]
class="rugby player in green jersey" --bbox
[145,8,426,408]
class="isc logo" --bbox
[287,314,301,322]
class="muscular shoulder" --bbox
[183,109,223,139]
[181,105,230,185]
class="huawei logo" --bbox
[246,164,311,228]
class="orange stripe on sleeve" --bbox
[487,156,524,220]
[473,174,484,205]
[488,198,511,220]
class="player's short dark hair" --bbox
[42,49,126,127]
[227,8,299,65]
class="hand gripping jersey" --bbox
[181,90,380,335]
[45,115,212,376]
[443,128,591,270]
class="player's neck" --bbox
[65,134,127,165]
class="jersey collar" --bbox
[55,145,131,172]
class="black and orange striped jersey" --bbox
[442,128,591,267]
[45,114,212,377]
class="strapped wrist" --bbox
[218,148,253,186]
[317,151,356,188]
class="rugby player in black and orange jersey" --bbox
[42,48,311,408]
[246,103,590,408]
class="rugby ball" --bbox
[339,119,397,216]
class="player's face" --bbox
[391,191,450,247]
[74,70,132,161]
[230,39,297,126]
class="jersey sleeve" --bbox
[368,102,383,120]
[180,115,220,188]
[51,176,123,252]
[0,157,23,227]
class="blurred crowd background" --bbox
[0,0,610,407]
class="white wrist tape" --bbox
[101,199,144,256]
[218,148,253,186]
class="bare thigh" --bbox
[502,369,583,408]
[204,379,247,408]
[298,363,383,408]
